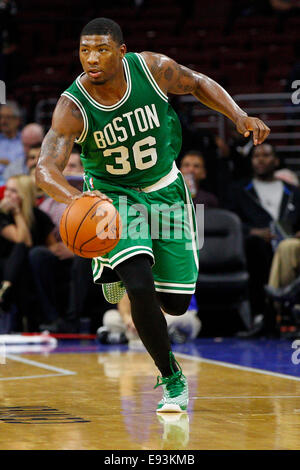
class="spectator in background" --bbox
[179,150,219,208]
[3,123,44,181]
[63,149,82,175]
[175,103,232,198]
[29,149,81,331]
[0,174,55,331]
[266,238,300,292]
[98,292,201,347]
[0,101,24,183]
[264,167,300,298]
[264,162,300,331]
[226,143,300,336]
[26,143,41,173]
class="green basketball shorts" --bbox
[83,168,199,295]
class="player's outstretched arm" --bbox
[36,96,111,205]
[141,52,270,145]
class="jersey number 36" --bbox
[103,135,157,175]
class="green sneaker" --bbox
[154,352,188,413]
[102,281,126,304]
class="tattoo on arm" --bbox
[40,128,77,171]
[35,95,84,204]
[36,128,80,203]
[164,66,174,82]
[147,53,197,95]
[144,51,247,123]
[174,65,196,94]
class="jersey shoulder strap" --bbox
[125,52,168,103]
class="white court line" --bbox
[175,352,300,382]
[0,354,76,381]
[0,373,73,382]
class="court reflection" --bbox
[97,350,198,449]
[157,413,189,450]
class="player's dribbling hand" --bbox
[235,116,270,146]
[72,190,113,203]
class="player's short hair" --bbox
[80,18,123,45]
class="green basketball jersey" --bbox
[62,52,182,188]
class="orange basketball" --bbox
[59,196,122,258]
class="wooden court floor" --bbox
[0,350,300,450]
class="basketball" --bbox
[59,196,122,258]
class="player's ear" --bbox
[120,43,127,58]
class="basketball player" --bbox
[36,18,270,413]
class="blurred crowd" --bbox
[0,100,113,333]
[1,98,300,342]
[2,0,300,341]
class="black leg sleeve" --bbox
[114,255,176,377]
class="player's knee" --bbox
[162,304,187,316]
[158,293,191,316]
[127,281,155,304]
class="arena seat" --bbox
[196,209,252,331]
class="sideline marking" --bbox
[0,354,76,382]
[175,352,300,382]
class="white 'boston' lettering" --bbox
[112,117,128,142]
[134,108,149,132]
[93,104,161,149]
[123,111,136,136]
[103,123,117,146]
[94,130,107,149]
[145,104,160,129]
